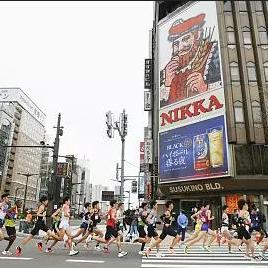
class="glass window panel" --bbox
[227,31,235,44]
[255,1,263,12]
[239,1,247,11]
[224,1,232,12]
[234,106,244,123]
[243,31,252,45]
[259,31,268,45]
[235,145,254,175]
[262,146,268,175]
[252,105,262,123]
[264,64,268,81]
[230,63,240,81]
[247,64,256,81]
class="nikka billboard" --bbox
[158,1,230,183]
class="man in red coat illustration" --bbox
[160,13,221,108]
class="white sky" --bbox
[0,1,153,196]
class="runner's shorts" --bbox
[237,226,251,240]
[6,226,16,236]
[159,226,177,240]
[31,220,49,236]
[221,226,229,233]
[105,226,119,241]
[138,225,147,238]
[201,223,209,232]
[147,224,158,238]
[59,220,69,230]
[80,222,89,230]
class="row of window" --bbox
[230,61,268,82]
[234,101,262,123]
[224,1,264,12]
[227,27,268,46]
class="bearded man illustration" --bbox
[160,13,221,108]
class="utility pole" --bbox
[106,109,128,202]
[17,172,39,211]
[47,113,63,227]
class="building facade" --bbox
[150,1,268,228]
[0,88,46,209]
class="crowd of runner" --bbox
[0,193,267,261]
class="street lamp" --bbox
[18,172,39,211]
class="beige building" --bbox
[151,1,268,228]
[0,88,46,209]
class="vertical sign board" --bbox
[140,142,146,172]
[158,1,230,183]
[144,91,152,111]
[144,139,153,164]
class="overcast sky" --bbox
[0,1,153,195]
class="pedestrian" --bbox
[15,196,61,256]
[177,209,188,242]
[128,209,138,240]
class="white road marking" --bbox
[141,265,268,268]
[66,259,105,263]
[0,257,32,260]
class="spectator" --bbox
[177,209,188,242]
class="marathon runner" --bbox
[0,194,10,242]
[16,196,61,256]
[2,200,21,255]
[145,201,181,257]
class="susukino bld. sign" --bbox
[158,1,230,183]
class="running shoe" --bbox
[156,252,165,258]
[118,251,128,258]
[15,246,22,257]
[2,251,12,256]
[37,242,43,252]
[168,247,174,254]
[184,245,189,254]
[103,246,110,253]
[259,251,267,260]
[250,256,261,262]
[238,245,243,252]
[203,245,211,252]
[145,248,151,258]
[95,245,102,251]
[138,251,144,255]
[69,250,79,256]
[45,248,53,253]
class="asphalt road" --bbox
[1,237,268,268]
[0,237,142,268]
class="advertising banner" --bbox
[140,142,146,172]
[159,115,228,182]
[158,1,230,183]
[144,139,153,164]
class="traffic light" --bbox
[131,180,137,193]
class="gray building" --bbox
[0,88,46,209]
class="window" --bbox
[238,1,247,12]
[259,27,268,45]
[252,101,262,123]
[224,1,232,12]
[234,101,244,123]
[242,27,252,48]
[247,62,257,81]
[255,1,263,12]
[230,62,240,81]
[264,62,268,81]
[227,27,235,44]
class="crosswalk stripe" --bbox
[142,259,268,264]
[66,259,105,263]
[0,257,32,260]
